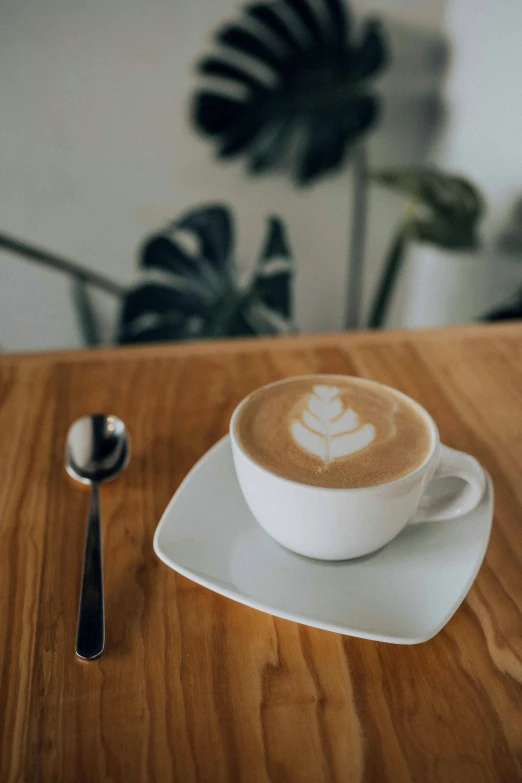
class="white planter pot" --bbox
[398,243,488,328]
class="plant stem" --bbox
[0,232,125,296]
[344,144,367,329]
[72,280,102,346]
[368,228,408,328]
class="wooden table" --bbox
[1,323,522,783]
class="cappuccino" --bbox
[234,376,432,489]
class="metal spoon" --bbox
[66,414,129,660]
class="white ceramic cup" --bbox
[230,376,486,560]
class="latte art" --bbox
[234,376,432,489]
[291,385,376,465]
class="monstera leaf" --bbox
[370,166,485,249]
[193,0,388,185]
[118,204,294,343]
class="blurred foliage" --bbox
[0,205,295,347]
[192,0,388,185]
[370,166,485,250]
[118,204,295,343]
[483,290,522,321]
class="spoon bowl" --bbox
[66,414,129,485]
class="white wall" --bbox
[0,0,445,351]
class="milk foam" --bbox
[291,385,376,466]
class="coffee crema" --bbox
[234,376,432,489]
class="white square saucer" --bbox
[153,436,493,644]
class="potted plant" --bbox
[367,166,486,328]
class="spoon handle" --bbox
[76,483,104,660]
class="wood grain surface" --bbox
[1,322,522,783]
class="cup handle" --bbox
[412,444,486,524]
